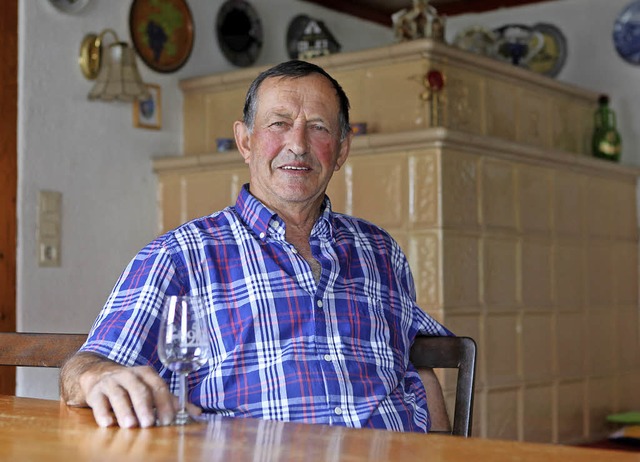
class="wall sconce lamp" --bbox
[78,29,150,102]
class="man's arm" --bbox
[420,368,452,432]
[60,351,178,428]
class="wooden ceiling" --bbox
[301,0,555,27]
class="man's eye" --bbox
[270,121,286,127]
[310,125,328,132]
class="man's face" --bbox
[234,74,351,214]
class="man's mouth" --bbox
[280,166,310,171]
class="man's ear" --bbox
[334,132,352,171]
[234,121,251,164]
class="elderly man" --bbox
[60,60,452,432]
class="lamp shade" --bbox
[88,42,150,102]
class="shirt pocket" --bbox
[337,293,404,374]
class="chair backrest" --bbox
[410,335,477,437]
[0,332,86,368]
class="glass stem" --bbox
[176,372,189,424]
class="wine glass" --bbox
[157,295,210,425]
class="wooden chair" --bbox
[410,335,477,437]
[0,332,86,368]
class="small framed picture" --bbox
[133,84,161,130]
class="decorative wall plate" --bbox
[613,0,640,64]
[48,0,92,14]
[216,0,263,67]
[129,0,194,73]
[453,26,497,57]
[526,23,567,77]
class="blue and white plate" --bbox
[613,0,640,64]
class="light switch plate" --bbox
[38,190,62,267]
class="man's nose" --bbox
[287,125,308,156]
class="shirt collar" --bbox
[235,184,334,241]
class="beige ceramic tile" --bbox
[205,88,246,149]
[587,377,615,440]
[522,384,554,443]
[333,68,367,131]
[550,96,581,154]
[610,181,638,239]
[521,239,552,308]
[348,153,406,229]
[440,150,479,230]
[408,232,440,309]
[185,170,236,221]
[521,313,554,381]
[586,311,615,376]
[485,79,517,142]
[575,100,595,156]
[442,233,480,308]
[616,308,640,370]
[358,61,429,133]
[485,314,520,386]
[444,67,484,135]
[486,387,519,441]
[552,171,585,237]
[443,313,482,344]
[556,312,585,379]
[408,150,439,228]
[182,92,208,155]
[585,240,614,309]
[483,236,518,308]
[557,380,586,444]
[517,165,552,235]
[229,169,251,200]
[617,371,640,411]
[613,241,639,306]
[517,87,550,149]
[157,174,184,233]
[553,241,585,309]
[481,159,516,230]
[586,177,615,238]
[325,165,347,214]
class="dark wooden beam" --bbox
[301,0,555,27]
[301,0,393,26]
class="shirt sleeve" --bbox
[389,236,454,338]
[80,237,185,367]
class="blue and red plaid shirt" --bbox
[82,185,451,432]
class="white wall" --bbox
[16,0,392,398]
[17,0,638,398]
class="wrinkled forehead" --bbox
[256,74,340,111]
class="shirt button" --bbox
[316,300,323,308]
[323,354,332,361]
[259,232,266,239]
[334,407,343,415]
[291,248,298,254]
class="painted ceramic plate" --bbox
[526,23,567,77]
[129,0,194,73]
[613,0,640,64]
[453,26,498,57]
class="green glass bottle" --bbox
[592,94,621,162]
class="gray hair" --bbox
[242,60,351,141]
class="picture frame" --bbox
[133,84,162,130]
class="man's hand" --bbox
[60,352,201,428]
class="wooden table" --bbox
[0,395,636,461]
